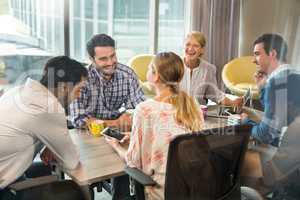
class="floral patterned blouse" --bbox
[125,99,203,199]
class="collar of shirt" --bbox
[267,64,291,83]
[184,58,203,74]
[89,64,121,85]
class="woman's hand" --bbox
[120,132,130,144]
[105,135,127,160]
[104,135,120,149]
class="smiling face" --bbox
[184,36,205,62]
[253,43,272,75]
[91,46,117,78]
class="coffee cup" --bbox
[200,105,208,118]
[88,120,105,137]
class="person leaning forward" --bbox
[0,56,88,200]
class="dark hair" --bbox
[86,34,115,58]
[40,56,88,88]
[253,33,288,62]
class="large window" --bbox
[0,0,64,91]
[70,0,185,64]
[0,0,187,92]
[158,0,185,55]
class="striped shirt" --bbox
[69,63,145,128]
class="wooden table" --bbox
[63,129,125,186]
[64,106,263,186]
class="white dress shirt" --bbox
[0,78,79,189]
[180,59,225,104]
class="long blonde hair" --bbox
[152,52,203,131]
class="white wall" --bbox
[239,0,300,68]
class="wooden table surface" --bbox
[64,129,125,186]
[64,106,262,186]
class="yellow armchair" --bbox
[127,54,154,82]
[222,56,259,99]
[127,54,155,97]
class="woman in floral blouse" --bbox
[106,52,204,200]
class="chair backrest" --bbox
[222,56,259,98]
[222,56,257,85]
[127,54,154,82]
[165,125,252,200]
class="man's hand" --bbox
[86,117,98,128]
[254,70,267,90]
[40,148,56,166]
[240,112,249,121]
[117,113,132,131]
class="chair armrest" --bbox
[241,186,264,200]
[8,175,58,191]
[124,166,157,186]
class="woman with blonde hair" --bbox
[181,31,243,106]
[106,52,204,200]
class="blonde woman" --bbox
[106,52,204,200]
[181,31,243,106]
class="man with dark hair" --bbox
[240,33,300,198]
[0,56,88,199]
[69,34,144,200]
[241,33,300,146]
[69,34,145,130]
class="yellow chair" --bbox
[127,54,154,82]
[127,54,155,97]
[222,56,259,99]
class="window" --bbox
[69,0,186,64]
[0,0,187,92]
[158,0,185,56]
[0,0,64,91]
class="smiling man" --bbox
[69,34,144,200]
[69,34,145,131]
[241,33,300,147]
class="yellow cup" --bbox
[88,120,105,137]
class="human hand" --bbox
[40,148,56,166]
[232,97,244,107]
[104,135,120,149]
[119,132,130,144]
[117,113,132,131]
[240,112,249,121]
[254,70,267,90]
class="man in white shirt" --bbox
[0,56,88,199]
